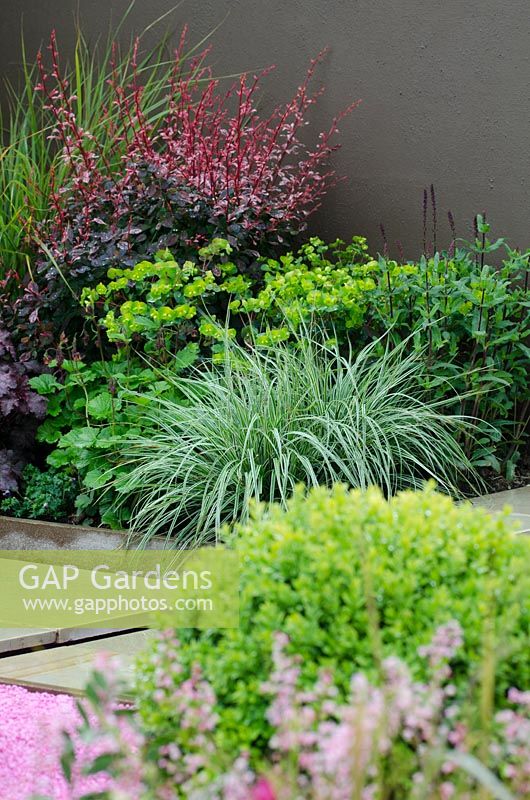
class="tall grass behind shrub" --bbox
[0,87,50,279]
[0,10,206,281]
[110,332,479,547]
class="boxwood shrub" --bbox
[136,484,530,757]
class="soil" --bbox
[479,442,530,494]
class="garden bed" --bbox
[480,443,530,493]
[0,10,529,798]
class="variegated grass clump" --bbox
[110,332,478,547]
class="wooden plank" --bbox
[55,625,139,644]
[0,627,57,654]
[0,631,153,696]
[0,556,145,641]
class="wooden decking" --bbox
[469,484,530,533]
[0,630,152,695]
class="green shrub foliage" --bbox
[81,236,374,354]
[83,226,530,473]
[367,224,530,474]
[136,485,530,758]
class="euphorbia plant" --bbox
[79,236,375,358]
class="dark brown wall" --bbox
[2,0,529,256]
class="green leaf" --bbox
[516,341,530,359]
[47,449,74,468]
[58,427,99,450]
[100,508,128,529]
[29,373,62,395]
[62,360,87,374]
[60,731,75,782]
[472,453,500,472]
[75,493,93,513]
[172,342,199,371]
[36,418,62,444]
[83,752,119,776]
[152,380,173,394]
[505,457,518,482]
[92,426,126,447]
[44,395,65,418]
[125,393,151,407]
[84,681,100,708]
[75,699,91,729]
[87,392,114,420]
[83,469,107,490]
[106,331,129,343]
[73,397,88,411]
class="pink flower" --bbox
[252,777,277,800]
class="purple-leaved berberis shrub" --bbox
[16,29,357,354]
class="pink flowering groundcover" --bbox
[0,683,109,800]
